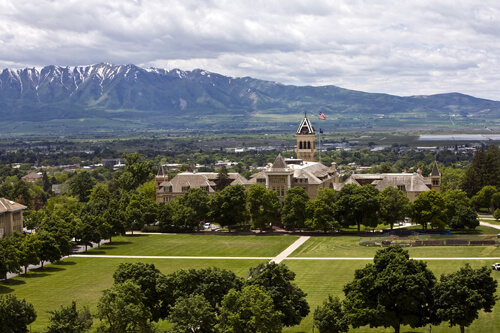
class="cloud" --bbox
[0,0,499,100]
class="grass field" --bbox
[86,234,298,257]
[2,234,500,332]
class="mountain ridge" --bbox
[1,63,499,135]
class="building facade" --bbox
[0,198,27,238]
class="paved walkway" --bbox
[480,221,500,230]
[5,240,108,279]
[271,236,310,263]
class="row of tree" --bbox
[313,246,497,333]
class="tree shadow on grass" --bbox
[0,279,26,294]
[54,260,77,266]
[107,241,133,245]
[34,266,65,273]
[125,234,148,237]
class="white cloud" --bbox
[0,0,499,100]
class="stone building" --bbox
[343,161,440,201]
[0,198,27,238]
[155,165,248,203]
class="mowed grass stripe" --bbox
[86,234,299,257]
[290,236,500,258]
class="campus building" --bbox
[0,198,27,238]
[343,161,441,201]
[155,114,440,203]
[155,166,248,203]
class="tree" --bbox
[410,190,445,230]
[378,186,410,230]
[444,190,472,224]
[217,285,283,333]
[168,295,217,333]
[123,152,154,189]
[37,230,62,269]
[434,264,498,333]
[69,171,95,203]
[215,166,232,191]
[247,262,310,327]
[471,185,498,212]
[247,185,281,232]
[449,206,479,230]
[0,294,37,333]
[0,237,21,279]
[306,188,339,233]
[208,185,247,232]
[281,186,309,232]
[18,233,42,274]
[113,262,166,321]
[96,281,156,333]
[171,199,200,231]
[45,301,92,333]
[313,295,349,333]
[462,146,500,197]
[343,246,438,333]
[161,267,243,316]
[336,184,380,231]
[179,188,210,228]
[494,208,500,221]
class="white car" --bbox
[492,263,500,271]
[203,222,211,229]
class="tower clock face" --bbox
[301,127,309,134]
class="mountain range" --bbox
[1,63,499,136]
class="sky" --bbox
[1,0,499,100]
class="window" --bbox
[432,180,439,185]
[397,185,406,192]
[182,186,190,192]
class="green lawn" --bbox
[0,258,267,332]
[2,234,500,332]
[284,259,500,333]
[86,234,298,257]
[291,234,500,258]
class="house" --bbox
[0,198,27,238]
[21,171,42,183]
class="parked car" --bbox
[204,222,211,229]
[497,233,500,238]
[492,263,500,271]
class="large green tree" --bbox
[161,267,243,316]
[208,185,248,232]
[281,186,309,232]
[461,145,500,197]
[217,285,283,333]
[343,246,438,333]
[336,184,380,231]
[247,185,281,232]
[434,264,497,333]
[113,262,167,321]
[45,301,93,333]
[306,188,339,233]
[69,171,95,203]
[168,294,217,333]
[247,262,310,327]
[378,186,410,230]
[0,294,37,333]
[313,295,349,333]
[96,281,156,333]
[410,190,445,230]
